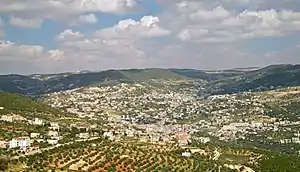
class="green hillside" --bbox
[205,64,300,95]
[170,69,242,80]
[120,69,189,81]
[0,92,74,120]
[1,65,300,97]
[0,75,47,96]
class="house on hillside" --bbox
[30,133,40,138]
[9,137,30,149]
[49,122,60,131]
[78,133,89,139]
[47,139,59,145]
[48,131,59,137]
[197,137,211,144]
[1,114,26,122]
[174,132,191,146]
[182,151,191,157]
[33,118,44,125]
[70,122,90,131]
[103,131,114,140]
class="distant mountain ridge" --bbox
[0,68,222,96]
[0,64,300,97]
[198,64,300,96]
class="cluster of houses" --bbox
[205,119,300,143]
[0,113,105,153]
[0,113,26,122]
[42,82,272,144]
[280,132,300,144]
[0,113,62,150]
[1,126,60,150]
[99,120,211,146]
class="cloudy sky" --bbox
[0,0,300,74]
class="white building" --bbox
[30,133,40,138]
[0,115,13,122]
[9,137,30,149]
[90,124,97,129]
[33,118,44,125]
[182,152,191,157]
[103,131,114,140]
[221,125,238,131]
[49,122,60,131]
[47,139,59,145]
[199,137,211,144]
[125,130,134,137]
[48,131,59,137]
[78,133,89,139]
[292,137,300,144]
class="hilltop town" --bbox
[42,80,300,151]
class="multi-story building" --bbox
[9,137,30,149]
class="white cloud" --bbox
[79,0,138,13]
[50,25,152,71]
[166,1,300,43]
[53,15,170,70]
[177,28,208,41]
[0,0,139,22]
[0,41,44,59]
[95,16,170,39]
[57,29,84,41]
[78,13,98,24]
[0,40,69,74]
[9,16,43,29]
[48,49,65,62]
[160,0,300,11]
[189,6,230,21]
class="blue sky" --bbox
[0,0,300,74]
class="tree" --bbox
[0,156,9,171]
[107,164,117,172]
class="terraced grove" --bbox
[8,138,237,172]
